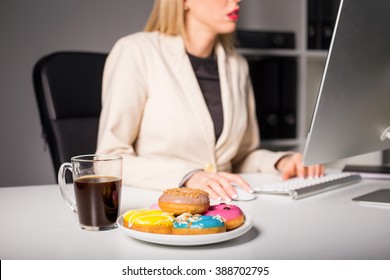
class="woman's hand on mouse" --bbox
[184,171,253,202]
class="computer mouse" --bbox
[231,184,257,201]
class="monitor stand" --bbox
[345,162,390,206]
[343,164,390,179]
[352,189,390,207]
[380,126,390,141]
[348,129,390,206]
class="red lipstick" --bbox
[227,9,239,21]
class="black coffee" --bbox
[74,175,122,227]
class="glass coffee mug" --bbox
[58,154,123,231]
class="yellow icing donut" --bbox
[123,209,174,234]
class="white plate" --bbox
[117,214,254,246]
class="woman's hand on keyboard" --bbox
[276,153,324,180]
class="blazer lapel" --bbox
[161,34,216,153]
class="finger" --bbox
[196,183,221,201]
[281,153,300,179]
[291,154,307,179]
[188,172,222,200]
[316,164,325,177]
[282,156,301,179]
[212,174,238,200]
[307,165,315,178]
[207,179,231,202]
[311,165,318,178]
[282,163,296,180]
[218,172,254,193]
[310,164,324,178]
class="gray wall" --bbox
[0,0,154,186]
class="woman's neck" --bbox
[184,25,217,58]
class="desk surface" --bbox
[1,174,389,260]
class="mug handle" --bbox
[58,162,77,214]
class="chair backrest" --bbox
[33,51,107,177]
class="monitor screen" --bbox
[303,0,390,166]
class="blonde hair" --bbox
[144,0,235,53]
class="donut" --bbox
[158,188,210,215]
[203,203,244,230]
[123,209,174,234]
[172,213,226,235]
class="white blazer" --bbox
[96,32,287,190]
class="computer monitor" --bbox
[303,0,390,204]
[303,0,390,166]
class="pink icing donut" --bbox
[203,203,245,230]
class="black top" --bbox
[187,52,224,142]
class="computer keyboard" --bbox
[252,173,362,199]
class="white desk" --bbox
[1,174,389,260]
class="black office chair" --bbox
[33,51,107,179]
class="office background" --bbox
[0,0,381,187]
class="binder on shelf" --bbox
[307,0,340,50]
[279,58,297,139]
[248,56,280,139]
[236,29,295,49]
[247,56,298,140]
[307,0,319,49]
[320,0,341,49]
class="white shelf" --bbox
[306,50,328,60]
[237,0,331,152]
[261,139,304,149]
[238,48,300,57]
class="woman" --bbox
[96,0,323,201]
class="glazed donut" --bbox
[123,209,174,234]
[172,213,226,235]
[158,188,210,215]
[203,203,245,230]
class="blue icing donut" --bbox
[174,213,224,229]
